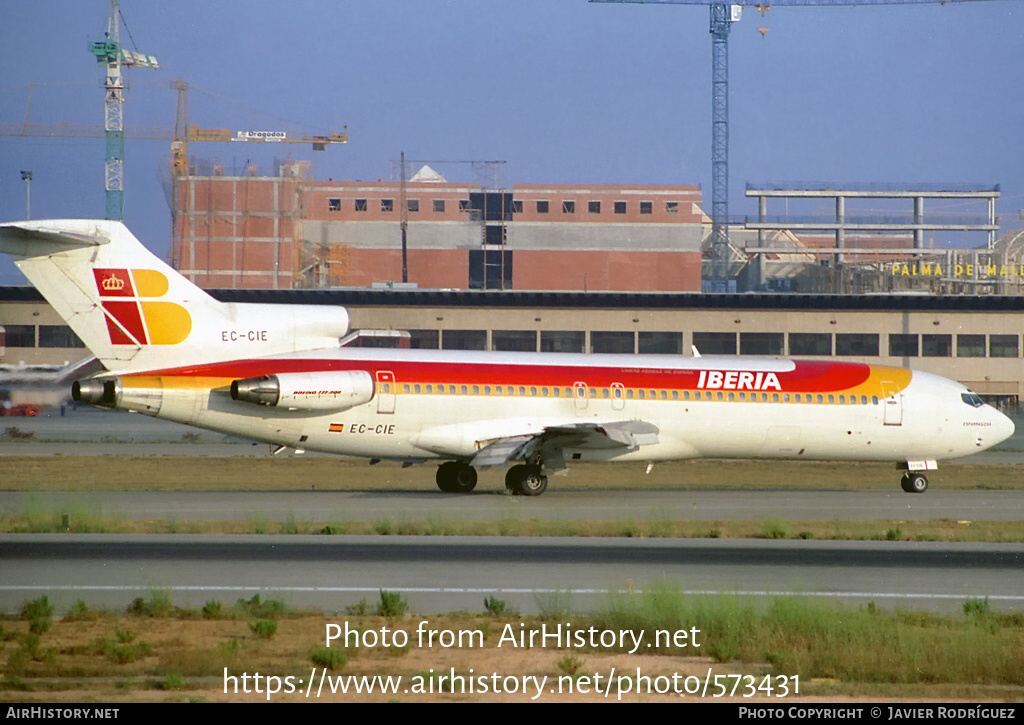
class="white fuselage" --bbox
[115,347,1015,466]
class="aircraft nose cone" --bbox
[993,410,1016,447]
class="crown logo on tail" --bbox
[101,275,126,292]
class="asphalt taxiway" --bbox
[2,534,1022,615]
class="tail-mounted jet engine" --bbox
[72,377,120,408]
[230,370,374,411]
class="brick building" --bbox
[173,162,706,291]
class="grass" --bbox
[0,588,1020,702]
[2,509,1023,542]
[591,582,1024,685]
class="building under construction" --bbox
[171,161,1022,296]
[172,161,706,292]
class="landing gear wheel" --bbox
[436,461,477,493]
[900,472,928,494]
[506,464,548,497]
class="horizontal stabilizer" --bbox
[0,221,111,255]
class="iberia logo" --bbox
[93,269,192,345]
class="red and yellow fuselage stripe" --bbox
[118,359,911,401]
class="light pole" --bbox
[20,171,32,220]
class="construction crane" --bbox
[2,80,347,267]
[89,0,159,221]
[591,0,1005,292]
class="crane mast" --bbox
[591,0,1003,292]
[89,0,158,221]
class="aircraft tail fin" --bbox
[0,220,349,372]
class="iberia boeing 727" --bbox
[0,220,1014,495]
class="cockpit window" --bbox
[961,393,984,408]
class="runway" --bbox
[2,534,1022,615]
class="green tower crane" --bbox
[89,0,159,221]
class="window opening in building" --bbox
[922,334,952,357]
[990,335,1019,358]
[789,333,832,356]
[956,334,985,357]
[835,333,879,357]
[889,334,919,357]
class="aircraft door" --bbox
[611,382,625,411]
[880,381,902,426]
[376,370,396,414]
[573,382,588,415]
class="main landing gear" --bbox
[900,472,928,494]
[434,461,549,496]
[505,464,548,497]
[435,461,477,493]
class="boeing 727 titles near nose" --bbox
[0,220,1015,495]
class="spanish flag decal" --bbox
[93,269,192,345]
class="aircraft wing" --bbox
[470,420,660,469]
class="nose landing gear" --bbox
[900,472,928,493]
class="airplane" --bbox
[0,219,1015,495]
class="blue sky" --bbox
[1,0,1022,284]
